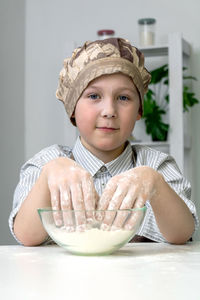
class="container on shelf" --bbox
[138,18,156,47]
[97,29,115,40]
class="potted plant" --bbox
[142,64,199,141]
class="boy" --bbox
[9,38,198,246]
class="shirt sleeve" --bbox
[8,144,71,244]
[135,145,199,242]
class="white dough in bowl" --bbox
[45,224,134,254]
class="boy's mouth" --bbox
[96,127,119,132]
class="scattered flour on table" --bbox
[45,224,134,253]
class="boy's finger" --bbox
[111,210,130,229]
[133,193,147,209]
[50,188,63,227]
[112,197,134,229]
[71,183,86,231]
[60,186,74,231]
[112,187,137,229]
[96,183,116,224]
[82,177,96,223]
[97,180,117,210]
[124,198,146,231]
[101,185,126,229]
[124,210,143,231]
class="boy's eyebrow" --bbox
[117,87,138,93]
[86,85,138,93]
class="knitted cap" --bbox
[56,38,151,125]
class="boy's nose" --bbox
[101,100,117,118]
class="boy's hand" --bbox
[43,157,98,230]
[97,166,160,230]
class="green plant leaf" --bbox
[163,79,169,85]
[183,75,197,81]
[142,95,169,141]
[144,117,169,141]
[142,64,199,141]
[150,64,168,84]
[165,94,169,103]
[183,86,199,111]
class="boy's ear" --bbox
[136,113,141,121]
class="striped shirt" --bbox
[9,137,199,244]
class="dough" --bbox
[45,224,134,254]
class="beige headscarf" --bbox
[56,38,151,126]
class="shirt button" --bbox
[100,166,107,172]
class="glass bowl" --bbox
[38,207,146,256]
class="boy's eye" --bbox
[118,95,129,101]
[88,93,100,100]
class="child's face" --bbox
[74,73,141,162]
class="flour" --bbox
[45,224,134,254]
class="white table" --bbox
[0,242,200,300]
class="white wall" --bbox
[0,0,200,244]
[0,0,25,244]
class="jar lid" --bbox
[97,29,115,36]
[138,18,156,25]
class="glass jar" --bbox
[138,18,156,47]
[97,29,115,40]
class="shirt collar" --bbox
[72,137,134,176]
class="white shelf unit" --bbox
[135,32,191,172]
